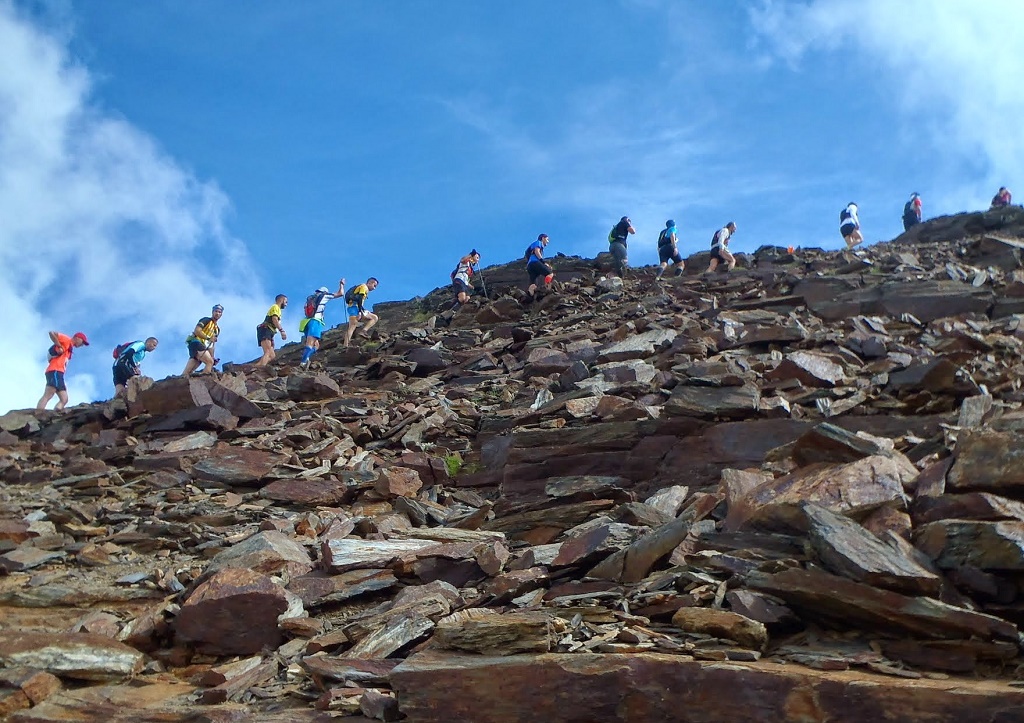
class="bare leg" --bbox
[36,386,56,410]
[256,339,275,367]
[55,390,69,411]
[343,318,359,347]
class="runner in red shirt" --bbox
[36,331,90,411]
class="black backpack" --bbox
[903,201,917,222]
[658,228,673,248]
[840,208,851,223]
[344,287,358,305]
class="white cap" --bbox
[317,286,329,293]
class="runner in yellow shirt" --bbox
[255,295,288,367]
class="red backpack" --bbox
[112,341,139,360]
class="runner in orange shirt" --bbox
[36,331,89,411]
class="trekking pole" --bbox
[474,264,489,299]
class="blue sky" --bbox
[1,0,1021,413]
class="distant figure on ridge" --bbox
[902,193,922,231]
[36,330,89,411]
[526,233,553,298]
[706,222,737,273]
[343,278,379,348]
[840,202,863,251]
[112,338,158,396]
[182,305,222,376]
[256,294,288,367]
[299,280,345,370]
[608,216,635,277]
[992,187,1013,208]
[451,250,480,308]
[655,219,684,280]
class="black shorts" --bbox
[527,261,551,285]
[452,278,471,296]
[710,247,726,262]
[840,223,858,239]
[257,324,275,346]
[44,370,66,392]
[658,246,682,264]
[112,362,136,387]
[187,340,208,360]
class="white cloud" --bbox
[0,2,269,414]
[750,0,1024,210]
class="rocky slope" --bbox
[3,207,1024,721]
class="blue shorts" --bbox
[45,370,66,392]
[305,318,325,339]
[347,305,361,318]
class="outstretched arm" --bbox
[335,278,346,297]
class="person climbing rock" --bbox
[182,305,223,376]
[299,280,345,369]
[608,216,634,277]
[36,330,89,411]
[902,193,922,231]
[840,202,863,251]
[113,338,158,396]
[451,250,480,308]
[655,219,684,280]
[706,222,737,273]
[256,294,288,367]
[343,278,379,348]
[526,233,554,298]
[992,187,1013,208]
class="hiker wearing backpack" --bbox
[526,233,553,298]
[112,338,159,397]
[36,330,89,411]
[608,216,635,277]
[343,278,379,347]
[840,202,863,250]
[655,220,684,280]
[992,187,1013,208]
[451,250,481,307]
[182,305,223,376]
[706,222,737,273]
[902,193,922,232]
[256,294,288,367]
[299,280,345,369]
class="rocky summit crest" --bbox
[4,207,1024,720]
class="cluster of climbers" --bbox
[34,186,1015,412]
[35,278,381,411]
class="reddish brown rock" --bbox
[914,520,1024,571]
[191,445,287,487]
[204,530,314,578]
[260,477,354,506]
[136,376,214,416]
[286,373,342,401]
[672,607,768,650]
[374,467,423,498]
[747,567,1018,642]
[391,651,1024,723]
[726,455,914,533]
[175,568,290,655]
[804,504,940,596]
[948,429,1024,493]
